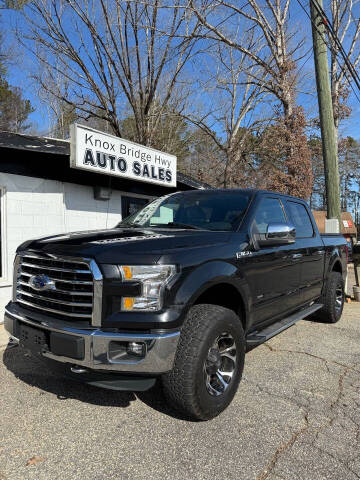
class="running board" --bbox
[246,303,323,347]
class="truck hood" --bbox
[18,227,232,264]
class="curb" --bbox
[0,325,9,351]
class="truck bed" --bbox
[321,234,347,248]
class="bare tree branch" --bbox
[20,0,201,145]
[329,0,360,148]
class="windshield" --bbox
[117,191,251,231]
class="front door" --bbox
[241,196,302,326]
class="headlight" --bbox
[119,265,176,311]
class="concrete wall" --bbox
[0,172,152,322]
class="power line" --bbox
[311,0,360,104]
[310,0,360,90]
[295,0,360,105]
[319,1,360,87]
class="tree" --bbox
[190,0,307,121]
[37,64,78,138]
[338,136,360,210]
[189,0,313,198]
[0,1,28,8]
[0,23,7,76]
[349,190,360,226]
[22,0,201,147]
[0,4,34,132]
[183,37,269,188]
[120,103,193,170]
[52,102,77,139]
[328,0,360,149]
[0,77,33,132]
[182,128,224,185]
[309,135,360,211]
[308,135,326,209]
[256,107,313,199]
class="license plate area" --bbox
[19,324,48,355]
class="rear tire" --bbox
[162,304,245,421]
[311,271,344,323]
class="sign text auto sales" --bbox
[70,124,177,187]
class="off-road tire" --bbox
[162,304,245,421]
[311,271,344,323]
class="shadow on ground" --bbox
[2,342,192,421]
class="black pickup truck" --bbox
[4,189,347,420]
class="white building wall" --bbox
[63,183,124,232]
[0,172,150,323]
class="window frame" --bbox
[285,200,315,239]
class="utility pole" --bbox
[310,0,341,228]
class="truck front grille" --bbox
[14,253,103,325]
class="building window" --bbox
[122,196,150,219]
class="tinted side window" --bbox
[254,197,287,233]
[287,201,314,238]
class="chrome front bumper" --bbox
[4,307,180,374]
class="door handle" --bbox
[292,253,303,259]
[316,250,325,255]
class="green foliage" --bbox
[0,21,7,77]
[53,102,78,139]
[120,110,193,169]
[182,128,223,185]
[82,109,116,135]
[0,1,29,9]
[0,77,34,132]
[0,9,33,132]
[309,135,360,212]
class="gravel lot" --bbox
[0,270,359,480]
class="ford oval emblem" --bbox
[29,274,56,292]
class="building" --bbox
[312,210,357,257]
[0,131,210,319]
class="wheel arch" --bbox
[192,283,247,332]
[173,261,250,332]
[331,259,342,274]
[321,255,344,300]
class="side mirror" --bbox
[258,223,296,247]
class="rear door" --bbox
[285,200,324,304]
[242,195,302,326]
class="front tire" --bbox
[312,271,344,323]
[162,304,245,421]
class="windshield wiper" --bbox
[155,222,207,230]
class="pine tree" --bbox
[0,13,34,133]
[0,78,34,132]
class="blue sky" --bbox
[2,1,360,140]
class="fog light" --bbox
[127,342,146,357]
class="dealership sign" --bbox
[70,124,177,187]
